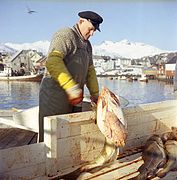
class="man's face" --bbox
[79,18,96,40]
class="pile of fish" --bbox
[136,127,177,180]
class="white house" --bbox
[174,59,177,91]
[165,56,177,79]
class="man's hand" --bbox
[66,84,83,106]
[90,95,99,104]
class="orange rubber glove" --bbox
[66,84,83,106]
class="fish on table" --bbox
[157,140,177,178]
[161,126,177,143]
[135,134,167,180]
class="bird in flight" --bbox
[26,5,37,14]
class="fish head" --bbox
[98,87,120,105]
[171,126,177,140]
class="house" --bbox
[9,50,44,75]
[165,56,177,79]
[34,56,47,74]
[93,55,106,68]
[158,64,165,76]
[174,60,177,91]
[143,66,158,79]
[120,58,132,67]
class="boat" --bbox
[0,99,177,179]
[139,73,148,82]
[0,65,43,82]
[0,73,43,82]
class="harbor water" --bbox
[0,77,176,109]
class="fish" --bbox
[136,134,167,180]
[161,126,177,143]
[80,87,127,171]
[157,140,177,178]
[96,87,127,147]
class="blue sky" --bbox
[1,0,177,51]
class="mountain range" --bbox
[0,43,17,54]
[0,39,173,59]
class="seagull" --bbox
[26,5,37,14]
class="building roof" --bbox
[166,56,177,64]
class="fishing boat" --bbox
[139,73,148,82]
[0,99,177,179]
[0,65,43,82]
[0,73,43,82]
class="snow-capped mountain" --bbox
[1,39,171,59]
[93,39,169,59]
[4,41,50,55]
[0,43,17,54]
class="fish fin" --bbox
[157,160,174,178]
[80,138,117,172]
[157,169,168,178]
[135,171,148,180]
[138,163,146,173]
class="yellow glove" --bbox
[66,84,83,106]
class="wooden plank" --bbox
[0,163,47,179]
[78,152,177,180]
[0,143,46,174]
[73,152,143,180]
[0,128,37,149]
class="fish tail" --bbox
[80,138,117,172]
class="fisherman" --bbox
[38,11,103,142]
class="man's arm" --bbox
[86,65,99,103]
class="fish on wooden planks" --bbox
[157,140,177,178]
[136,134,167,180]
[161,126,177,143]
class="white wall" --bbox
[174,61,177,91]
[165,64,176,71]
